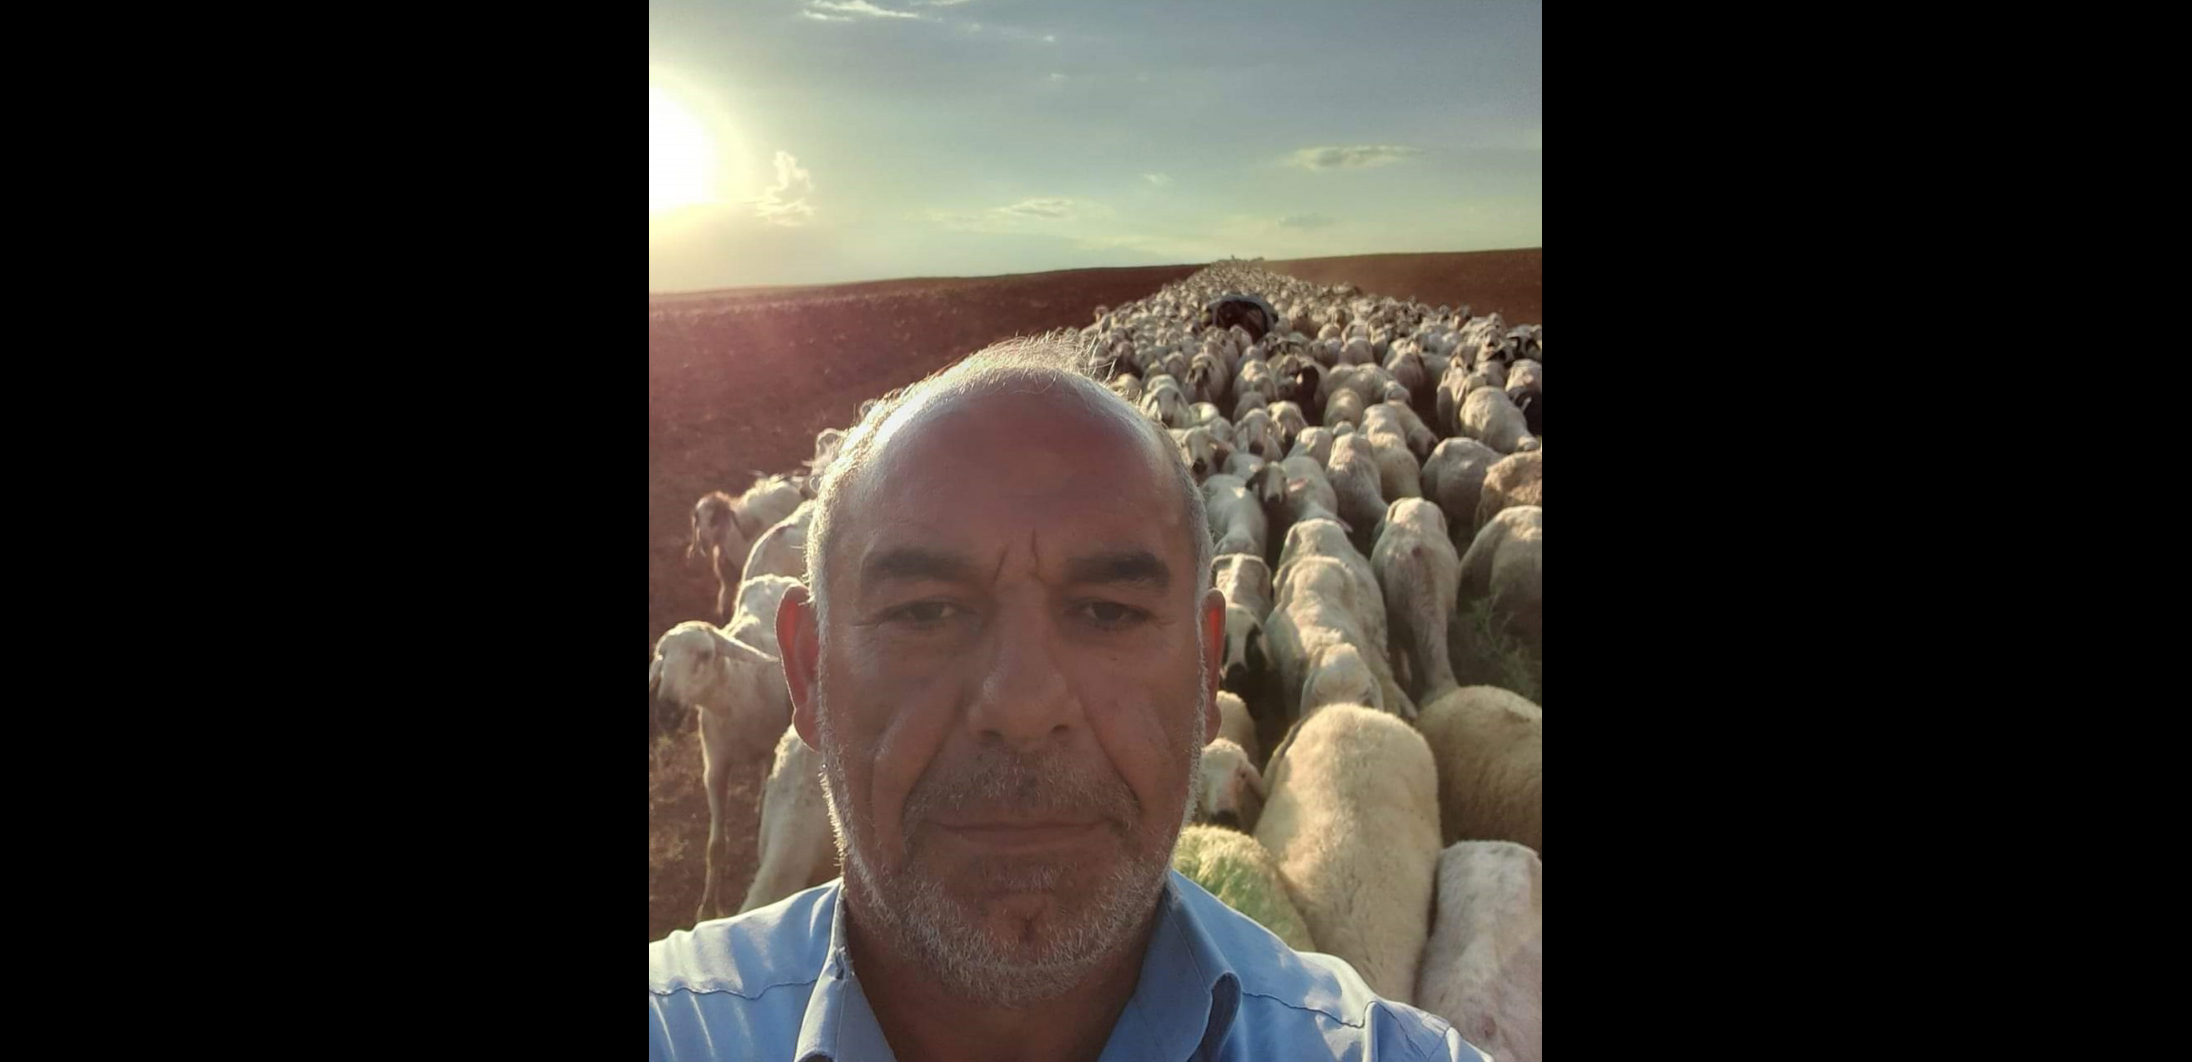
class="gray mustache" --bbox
[903,745,1140,828]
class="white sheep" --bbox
[1268,351,1324,408]
[1108,372,1143,405]
[1415,841,1542,1062]
[1140,374,1195,430]
[1221,450,1267,479]
[1458,387,1540,455]
[1266,552,1409,721]
[1254,703,1441,1004]
[1323,433,1389,544]
[1192,736,1266,833]
[1382,346,1429,402]
[1323,387,1367,433]
[1233,358,1279,416]
[649,619,794,924]
[1504,358,1542,434]
[724,574,801,657]
[1187,348,1232,406]
[1203,472,1271,559]
[1288,426,1337,466]
[1266,400,1309,455]
[1212,552,1276,619]
[1171,825,1317,952]
[1233,407,1282,461]
[1275,517,1389,659]
[1276,455,1349,536]
[1421,437,1503,546]
[1474,450,1542,531]
[1373,399,1438,459]
[1215,688,1259,763]
[738,724,839,915]
[1371,498,1463,703]
[1415,686,1541,853]
[738,502,815,586]
[1297,640,1385,716]
[1213,553,1278,714]
[1190,402,1235,444]
[1434,360,1475,439]
[1173,425,1233,482]
[1359,407,1425,502]
[688,474,804,622]
[1458,506,1542,654]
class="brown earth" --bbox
[647,249,1544,943]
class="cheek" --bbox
[827,640,966,856]
[1063,645,1203,822]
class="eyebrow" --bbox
[858,545,1173,593]
[860,546,982,592]
[1066,549,1171,590]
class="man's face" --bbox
[780,384,1224,1003]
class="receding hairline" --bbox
[805,333,1212,618]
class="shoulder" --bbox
[1170,874,1488,1062]
[648,884,835,1061]
[649,882,834,997]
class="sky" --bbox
[648,0,1541,292]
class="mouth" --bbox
[935,819,1105,852]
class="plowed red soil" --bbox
[648,249,1544,942]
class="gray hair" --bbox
[803,330,1212,629]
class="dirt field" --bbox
[648,248,1543,943]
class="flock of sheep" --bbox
[648,260,1544,1061]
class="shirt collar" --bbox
[792,884,893,1062]
[790,871,1243,1062]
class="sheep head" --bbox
[1193,738,1267,833]
[688,492,747,565]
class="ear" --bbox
[778,583,824,751]
[1213,438,1234,467]
[1245,624,1267,675]
[1199,588,1227,745]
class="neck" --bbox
[842,879,1161,1062]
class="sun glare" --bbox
[651,84,717,215]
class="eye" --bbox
[1075,600,1149,629]
[884,600,966,627]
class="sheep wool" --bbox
[1171,824,1317,953]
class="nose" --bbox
[1192,460,1206,475]
[1210,810,1241,831]
[967,595,1078,748]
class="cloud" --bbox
[1285,145,1421,170]
[995,197,1075,219]
[1047,72,1066,81]
[916,0,974,5]
[1144,173,1172,187]
[801,10,852,19]
[1276,213,1336,229]
[755,150,815,226]
[1043,34,1056,42]
[805,0,923,20]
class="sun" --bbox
[651,83,718,215]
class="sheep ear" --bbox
[648,657,664,700]
[1245,627,1267,674]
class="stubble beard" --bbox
[815,671,1207,1008]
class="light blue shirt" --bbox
[649,869,1490,1061]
